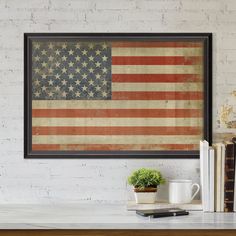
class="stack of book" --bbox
[200,137,236,212]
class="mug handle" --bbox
[191,183,200,201]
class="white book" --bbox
[209,147,215,212]
[200,140,209,212]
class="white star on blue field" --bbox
[32,41,112,100]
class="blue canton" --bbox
[32,41,112,100]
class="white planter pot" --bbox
[134,192,157,204]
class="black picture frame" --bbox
[24,33,212,159]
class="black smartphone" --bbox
[136,208,189,218]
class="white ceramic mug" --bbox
[168,179,200,204]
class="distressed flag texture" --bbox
[31,40,204,152]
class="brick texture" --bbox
[0,0,235,203]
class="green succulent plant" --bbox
[127,168,165,190]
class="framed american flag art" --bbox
[24,33,212,158]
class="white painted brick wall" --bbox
[0,0,235,203]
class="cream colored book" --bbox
[209,147,215,212]
[213,143,223,212]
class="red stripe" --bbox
[32,109,202,118]
[112,56,202,65]
[32,144,199,151]
[32,126,201,135]
[112,74,201,83]
[112,92,203,100]
[112,42,202,48]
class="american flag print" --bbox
[31,40,204,152]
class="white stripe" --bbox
[32,135,201,145]
[32,100,203,109]
[32,117,203,127]
[112,47,203,56]
[112,83,202,92]
[112,65,202,74]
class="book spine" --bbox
[232,138,236,212]
[224,143,235,212]
[215,144,222,212]
[209,148,215,212]
[200,140,209,212]
[221,145,225,212]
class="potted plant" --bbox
[127,168,165,204]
